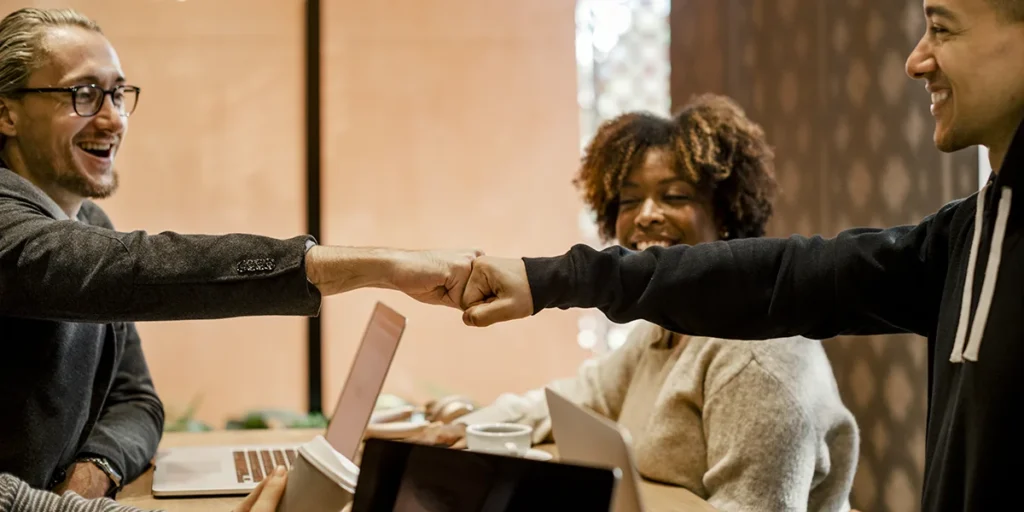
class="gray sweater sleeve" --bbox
[0,474,158,512]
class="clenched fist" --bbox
[460,256,534,327]
[389,249,483,309]
[306,246,483,309]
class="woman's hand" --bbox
[406,422,468,448]
[234,466,288,512]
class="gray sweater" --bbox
[0,169,320,488]
[457,322,860,511]
[0,474,154,512]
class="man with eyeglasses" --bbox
[0,7,479,501]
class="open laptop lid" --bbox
[352,438,619,512]
[324,302,407,461]
[544,387,646,512]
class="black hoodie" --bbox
[523,124,1024,511]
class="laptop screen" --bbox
[324,302,407,461]
[352,439,619,512]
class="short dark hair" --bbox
[573,93,779,242]
[988,0,1024,22]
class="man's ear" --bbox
[0,98,18,138]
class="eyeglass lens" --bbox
[74,85,138,117]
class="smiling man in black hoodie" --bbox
[457,0,1024,510]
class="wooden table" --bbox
[118,429,716,511]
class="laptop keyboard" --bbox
[232,449,297,483]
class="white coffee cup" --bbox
[465,423,533,457]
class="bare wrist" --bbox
[305,246,402,296]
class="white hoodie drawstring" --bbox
[950,184,1013,363]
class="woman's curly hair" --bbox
[574,93,778,242]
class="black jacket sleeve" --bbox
[524,201,961,340]
[0,183,321,323]
[77,323,164,484]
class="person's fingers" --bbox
[250,466,288,512]
[451,437,468,450]
[460,260,494,309]
[462,298,517,327]
[233,475,268,512]
[436,428,465,446]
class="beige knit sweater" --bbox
[457,322,859,512]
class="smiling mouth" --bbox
[633,240,676,250]
[930,90,950,115]
[77,142,114,159]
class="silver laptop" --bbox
[151,302,407,497]
[545,387,646,512]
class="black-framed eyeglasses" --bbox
[15,84,140,118]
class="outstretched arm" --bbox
[0,195,479,323]
[462,202,959,340]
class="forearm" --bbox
[456,389,554,444]
[456,335,643,445]
[78,400,163,484]
[0,473,153,512]
[304,245,405,295]
[524,237,840,340]
[80,325,164,483]
[524,223,941,340]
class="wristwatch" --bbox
[78,456,123,498]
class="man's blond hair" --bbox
[0,8,101,149]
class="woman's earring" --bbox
[719,229,730,239]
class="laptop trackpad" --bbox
[159,458,225,477]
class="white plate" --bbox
[522,448,554,461]
[461,447,554,461]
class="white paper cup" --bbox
[276,436,357,512]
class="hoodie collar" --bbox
[992,117,1024,188]
[980,117,1024,227]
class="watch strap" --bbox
[77,456,123,497]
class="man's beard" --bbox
[50,165,120,199]
[25,142,120,199]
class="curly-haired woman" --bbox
[414,94,859,512]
